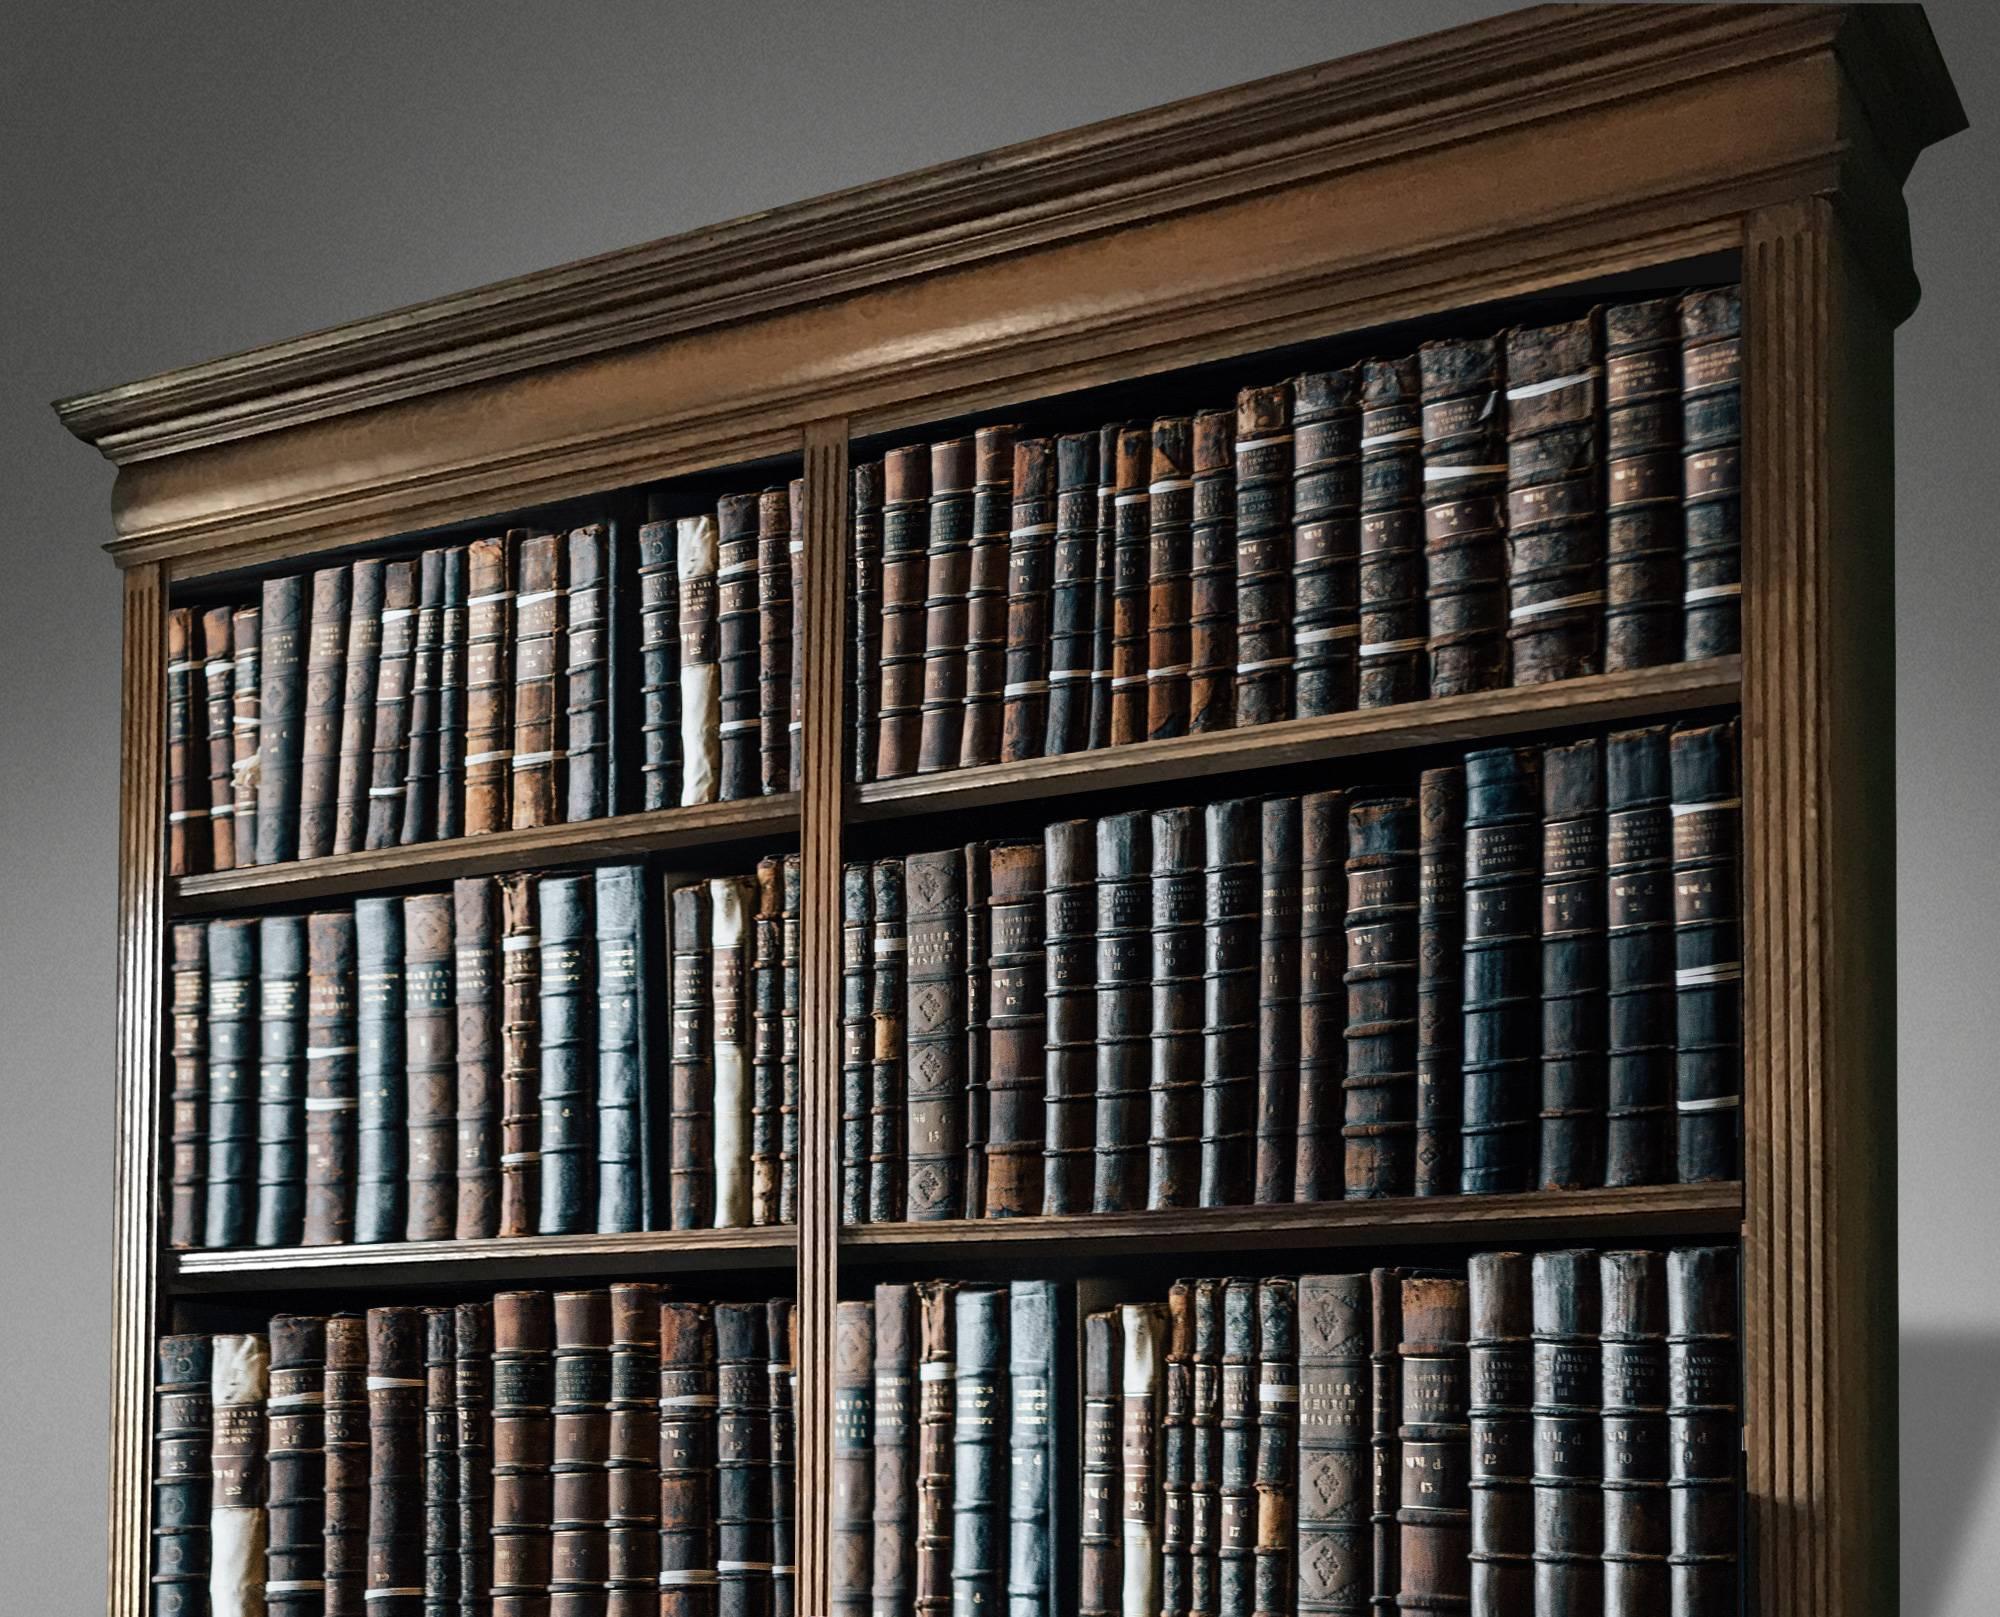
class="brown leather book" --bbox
[1044,431,1101,755]
[1679,287,1742,661]
[229,604,262,867]
[1198,799,1258,1209]
[492,1292,554,1617]
[1041,818,1096,1216]
[758,487,796,795]
[333,559,385,854]
[455,1301,495,1617]
[751,857,784,1228]
[780,853,802,1226]
[564,525,612,823]
[850,462,885,785]
[868,860,907,1224]
[1293,366,1364,718]
[1417,337,1509,697]
[399,549,447,845]
[551,1291,612,1617]
[199,606,238,871]
[510,533,565,829]
[872,1284,917,1617]
[403,892,457,1242]
[918,437,976,774]
[1001,437,1059,764]
[604,1283,661,1617]
[363,562,419,851]
[1255,796,1303,1206]
[961,426,1021,766]
[639,506,682,812]
[464,535,517,836]
[659,1300,719,1617]
[498,874,541,1239]
[1467,1252,1532,1616]
[1344,797,1420,1199]
[1108,426,1152,747]
[832,1302,874,1617]
[669,882,715,1230]
[1397,1274,1471,1617]
[905,850,967,1220]
[1080,1309,1122,1617]
[677,512,721,806]
[916,1282,961,1617]
[1293,789,1346,1204]
[1602,298,1684,672]
[296,564,351,859]
[166,607,207,877]
[1414,767,1466,1198]
[436,546,469,842]
[1367,1270,1404,1617]
[1094,811,1151,1212]
[325,1315,368,1617]
[303,909,358,1247]
[1233,382,1295,727]
[1531,1251,1602,1616]
[168,923,208,1250]
[368,1307,426,1617]
[1254,1281,1300,1617]
[453,877,500,1241]
[1087,422,1123,751]
[877,446,931,781]
[716,492,763,803]
[984,842,1046,1216]
[1145,417,1196,741]
[789,478,806,798]
[423,1308,459,1617]
[1357,359,1426,709]
[1147,805,1204,1209]
[256,573,308,865]
[963,844,991,1219]
[1188,408,1237,736]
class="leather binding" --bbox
[710,876,755,1228]
[850,461,886,785]
[1007,1282,1062,1617]
[1198,798,1258,1209]
[876,446,931,781]
[404,892,458,1242]
[1188,1280,1222,1617]
[204,919,259,1250]
[401,549,447,844]
[365,562,420,852]
[1670,720,1741,1184]
[1218,1280,1257,1617]
[498,874,542,1239]
[832,1303,875,1617]
[201,605,239,871]
[1188,408,1238,736]
[1414,768,1466,1197]
[756,489,795,796]
[328,561,383,856]
[1002,436,1060,764]
[659,1300,720,1617]
[169,924,209,1250]
[1255,794,1304,1207]
[1080,1310,1122,1617]
[639,507,682,811]
[1159,1288,1191,1617]
[254,574,307,865]
[565,526,612,822]
[959,426,1020,767]
[872,1285,917,1617]
[904,850,967,1220]
[1094,811,1152,1213]
[716,1302,775,1617]
[511,533,566,829]
[915,1282,960,1617]
[789,479,807,800]
[1041,818,1095,1216]
[253,915,308,1249]
[1666,1247,1737,1617]
[1466,1252,1532,1617]
[424,1311,460,1617]
[352,897,410,1241]
[1343,797,1419,1199]
[209,1333,269,1617]
[669,883,715,1230]
[1293,367,1364,718]
[1357,359,1427,709]
[1148,805,1205,1209]
[167,608,206,877]
[1295,1275,1369,1617]
[1255,1281,1300,1617]
[1234,382,1295,727]
[1460,747,1541,1195]
[1108,425,1152,748]
[229,605,263,867]
[963,845,991,1220]
[464,535,517,837]
[751,857,784,1227]
[436,546,469,841]
[1417,337,1509,698]
[951,1288,1006,1617]
[1043,431,1101,755]
[1293,790,1345,1205]
[678,513,722,807]
[297,564,351,859]
[551,1291,612,1617]
[716,493,762,804]
[985,841,1046,1217]
[1602,300,1683,671]
[917,438,976,774]
[1120,1302,1168,1617]
[368,1308,426,1617]
[604,1284,661,1617]
[326,1316,369,1617]
[1678,288,1742,660]
[455,1303,494,1617]
[1531,1251,1602,1616]
[1599,1251,1668,1617]
[1146,416,1197,741]
[1540,737,1607,1189]
[594,865,657,1234]
[770,1300,798,1617]
[492,1291,555,1617]
[1603,727,1674,1188]
[1366,1270,1404,1617]
[453,878,500,1242]
[779,854,802,1225]
[1087,423,1123,752]
[868,860,908,1224]
[1396,1274,1471,1617]
[151,1334,211,1617]
[840,866,873,1224]
[536,875,594,1235]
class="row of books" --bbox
[843,718,1741,1223]
[834,1246,1739,1617]
[168,858,800,1251]
[848,287,1742,784]
[149,1288,793,1617]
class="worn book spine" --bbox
[1679,288,1742,660]
[455,1303,494,1617]
[1199,798,1259,1208]
[1417,336,1508,698]
[1001,437,1059,764]
[1602,299,1684,671]
[401,549,447,845]
[668,883,715,1230]
[1343,796,1421,1201]
[1604,726,1674,1187]
[1087,423,1122,752]
[297,565,351,859]
[1235,384,1295,726]
[832,1303,875,1617]
[840,867,873,1225]
[1006,1283,1060,1617]
[563,526,611,823]
[1107,425,1152,748]
[1040,820,1094,1215]
[496,875,541,1239]
[716,493,762,805]
[229,606,262,866]
[877,446,932,782]
[914,438,975,775]
[1397,1275,1470,1617]
[169,923,209,1251]
[403,893,457,1242]
[1166,1292,1197,1617]
[1148,805,1205,1209]
[510,534,566,828]
[1599,1251,1668,1617]
[1081,1310,1122,1617]
[464,535,516,837]
[914,1282,960,1617]
[1146,416,1197,741]
[951,1288,1005,1617]
[983,842,1046,1217]
[1670,720,1741,1184]
[364,563,419,852]
[869,861,908,1224]
[1357,359,1427,709]
[367,1309,425,1617]
[1460,746,1541,1195]
[1667,1247,1737,1617]
[269,1315,327,1617]
[678,513,722,807]
[780,854,802,1226]
[1044,431,1101,755]
[1188,409,1238,736]
[1120,1303,1168,1617]
[1531,1252,1602,1616]
[251,575,306,865]
[205,919,259,1249]
[423,1310,460,1617]
[943,425,1015,767]
[492,1292,554,1617]
[325,1316,368,1617]
[201,606,239,871]
[1254,1281,1299,1617]
[787,482,806,799]
[353,912,411,1249]
[770,1300,797,1617]
[152,1334,212,1617]
[639,513,683,811]
[710,876,754,1229]
[604,1284,661,1617]
[436,546,470,841]
[1095,811,1151,1212]
[1218,1280,1257,1617]
[1295,1275,1369,1617]
[1466,1252,1531,1617]
[594,865,655,1234]
[1292,366,1364,718]
[452,878,499,1241]
[962,846,991,1220]
[1293,791,1344,1204]
[755,489,796,796]
[209,1333,269,1617]
[751,857,785,1228]
[873,1285,917,1617]
[1189,1281,1223,1617]
[1249,797,1302,1207]
[550,1290,611,1617]
[851,461,886,785]
[1367,1271,1403,1617]
[1541,737,1607,1189]
[904,850,967,1220]
[660,1301,719,1617]
[1414,768,1466,1197]
[168,607,207,876]
[253,915,307,1249]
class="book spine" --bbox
[594,865,655,1235]
[253,915,307,1249]
[1188,409,1237,736]
[916,439,975,774]
[669,884,715,1230]
[1254,1281,1299,1617]
[951,1288,1006,1617]
[1087,423,1121,752]
[639,516,683,811]
[1120,1304,1168,1617]
[770,1300,798,1617]
[497,875,541,1238]
[365,563,419,852]
[833,1302,876,1617]
[1293,367,1364,718]
[1161,1285,1194,1617]
[1600,1251,1668,1617]
[169,924,209,1251]
[1295,1275,1369,1617]
[297,565,351,859]
[1367,1271,1403,1617]
[367,1309,425,1617]
[869,861,908,1224]
[605,1283,661,1617]
[710,876,754,1229]
[789,479,807,802]
[1342,798,1419,1199]
[716,492,762,804]
[905,850,967,1220]
[1293,791,1345,1204]
[1396,1275,1471,1617]
[511,534,566,828]
[873,1285,917,1617]
[877,446,931,782]
[758,489,796,795]
[1667,1247,1738,1617]
[423,1310,459,1617]
[1540,737,1607,1189]
[1418,337,1508,698]
[168,608,206,876]
[962,845,991,1220]
[953,425,1019,767]
[1602,298,1683,672]
[453,879,500,1241]
[1670,720,1742,1184]
[1189,1282,1222,1617]
[1041,819,1095,1216]
[678,514,722,806]
[253,575,306,865]
[151,1334,212,1617]
[1234,384,1295,726]
[660,1301,719,1617]
[780,854,802,1226]
[204,920,259,1250]
[752,857,785,1228]
[1603,726,1674,1187]
[230,607,262,868]
[1218,1280,1257,1617]
[1108,425,1152,748]
[436,547,469,841]
[404,893,457,1243]
[1414,769,1466,1197]
[1460,747,1541,1195]
[1198,799,1258,1209]
[716,1302,775,1617]
[564,526,611,822]
[851,463,886,785]
[463,536,516,837]
[1006,1283,1060,1617]
[325,1316,368,1617]
[400,550,446,844]
[915,1282,959,1617]
[1466,1252,1532,1617]
[1357,361,1426,709]
[1146,416,1196,741]
[1081,1310,1121,1617]
[1251,796,1303,1206]
[1094,811,1151,1212]
[551,1291,612,1617]
[1148,805,1205,1209]
[201,606,238,872]
[1531,1251,1602,1617]
[455,1304,494,1617]
[354,898,406,1244]
[209,1333,269,1617]
[1001,437,1059,764]
[840,867,873,1225]
[1044,432,1101,754]
[492,1292,554,1617]
[984,842,1046,1217]
[1679,288,1742,660]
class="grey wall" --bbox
[1,2,1991,1609]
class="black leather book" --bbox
[1602,299,1683,671]
[1343,796,1419,1199]
[752,857,784,1228]
[1414,767,1465,1198]
[1670,720,1742,1183]
[325,1315,368,1617]
[255,572,307,865]
[230,604,262,867]
[963,845,991,1220]
[918,438,975,774]
[1120,1303,1168,1617]
[715,493,762,804]
[872,1285,917,1617]
[961,425,1020,768]
[254,915,307,1248]
[607,1284,661,1617]
[1293,365,1364,718]
[1255,795,1303,1206]
[168,924,207,1252]
[151,1333,210,1617]
[915,1282,959,1617]
[1294,789,1345,1205]
[298,565,351,860]
[1397,1273,1471,1617]
[453,878,499,1242]
[1459,746,1541,1195]
[1417,337,1508,698]
[1254,1282,1300,1617]
[564,524,612,822]
[1080,1309,1121,1617]
[537,874,595,1235]
[1094,811,1152,1213]
[454,1303,493,1617]
[367,1307,426,1617]
[1044,431,1101,755]
[1466,1251,1531,1617]
[498,874,541,1239]
[877,446,931,781]
[204,918,259,1250]
[1217,1279,1257,1617]
[851,460,886,786]
[840,865,873,1225]
[423,1308,458,1617]
[832,1302,874,1617]
[1667,1246,1738,1617]
[594,864,657,1234]
[709,875,751,1231]
[1007,1281,1062,1617]
[868,861,907,1224]
[1357,358,1426,709]
[1166,1289,1199,1616]
[1188,408,1237,737]
[660,1301,719,1617]
[951,1287,1007,1617]
[669,883,715,1231]
[1367,1269,1404,1617]
[492,1291,554,1617]
[1001,437,1059,764]
[333,560,384,856]
[1234,382,1295,727]
[1146,416,1196,741]
[1148,804,1205,1208]
[1198,798,1258,1209]
[167,607,205,877]
[1087,423,1123,752]
[436,546,470,841]
[1108,426,1152,748]
[1540,737,1607,1190]
[780,853,802,1226]
[1042,818,1096,1216]
[1604,726,1674,1187]
[551,1290,611,1617]
[1189,1279,1222,1617]
[1600,1250,1668,1617]
[769,1299,797,1617]
[365,562,419,852]
[401,548,447,844]
[1296,1274,1369,1617]
[758,488,796,797]
[985,842,1046,1218]
[1531,1251,1605,1616]
[639,510,683,811]
[905,849,966,1220]
[403,893,457,1243]
[1679,288,1742,660]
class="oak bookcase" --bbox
[56,6,1962,1615]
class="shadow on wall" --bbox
[1902,1327,2000,1615]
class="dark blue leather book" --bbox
[952,1287,1007,1617]
[1342,796,1419,1199]
[1256,795,1303,1204]
[1198,799,1258,1208]
[254,914,308,1248]
[594,864,656,1234]
[1670,720,1741,1184]
[1147,805,1205,1209]
[354,897,406,1245]
[1459,746,1541,1194]
[149,1333,211,1617]
[1467,1252,1532,1616]
[537,874,595,1235]
[1604,727,1675,1187]
[1531,1251,1602,1616]
[1006,1281,1063,1617]
[1539,736,1607,1189]
[769,1298,797,1617]
[714,1302,773,1617]
[1218,1279,1258,1617]
[203,918,258,1250]
[1666,1245,1739,1616]
[1600,1249,1668,1617]
[254,572,306,865]
[1094,812,1151,1213]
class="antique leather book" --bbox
[250,574,306,866]
[951,1288,1006,1617]
[914,1282,960,1617]
[228,604,263,867]
[1043,431,1101,755]
[1342,796,1419,1199]
[1188,1280,1222,1617]
[296,565,351,859]
[550,1290,611,1617]
[204,919,259,1249]
[1396,1274,1470,1617]
[659,1300,719,1617]
[1667,1246,1737,1617]
[751,858,785,1227]
[753,490,795,796]
[1531,1252,1603,1616]
[904,850,967,1220]
[593,865,657,1234]
[253,915,308,1249]
[1414,767,1465,1197]
[1188,408,1237,736]
[422,1310,459,1617]
[563,526,611,823]
[1145,416,1196,741]
[1293,790,1345,1205]
[169,923,208,1250]
[368,1308,426,1617]
[1148,805,1205,1209]
[1366,1270,1404,1617]
[716,1302,775,1617]
[403,892,457,1242]
[1670,720,1741,1184]
[958,424,1021,767]
[1120,1302,1168,1617]
[710,876,755,1228]
[962,846,991,1219]
[917,438,975,774]
[464,535,517,836]
[1087,423,1123,752]
[1540,737,1607,1189]
[1296,1274,1369,1617]
[400,550,447,845]
[1254,1280,1300,1617]
[984,842,1046,1217]
[1041,818,1095,1216]
[1599,1250,1668,1617]
[1234,383,1295,727]
[872,1285,917,1617]
[435,546,470,841]
[638,508,682,811]
[1417,336,1508,698]
[1160,1287,1193,1617]
[1217,1279,1257,1617]
[1459,746,1541,1195]
[325,1315,369,1617]
[355,897,407,1245]
[1001,436,1059,765]
[1356,358,1427,709]
[1080,1310,1122,1617]
[781,855,803,1225]
[510,533,566,828]
[167,607,206,876]
[536,876,595,1235]
[1198,798,1259,1208]
[492,1291,555,1617]
[669,883,715,1230]
[1107,425,1152,748]
[876,445,932,781]
[151,1334,211,1617]
[1465,1252,1532,1617]
[677,512,722,806]
[452,878,499,1241]
[850,460,886,785]
[197,606,238,871]
[498,874,542,1239]
[209,1333,269,1617]
[769,1300,798,1617]
[1255,795,1304,1206]
[1602,299,1683,671]
[840,866,873,1225]
[603,1284,661,1617]
[1094,811,1152,1213]
[868,861,908,1224]
[788,481,806,802]
[1603,726,1674,1187]
[716,493,763,804]
[1293,366,1364,718]
[364,562,420,852]
[832,1302,875,1617]
[455,1303,494,1617]
[1007,1281,1062,1617]
[1678,287,1742,660]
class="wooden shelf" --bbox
[169,793,799,914]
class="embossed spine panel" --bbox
[1665,1246,1736,1617]
[1234,383,1295,726]
[1540,738,1607,1190]
[1217,1279,1257,1617]
[1601,300,1683,671]
[1254,1281,1299,1617]
[758,489,796,795]
[1356,360,1426,709]
[868,861,908,1224]
[403,893,457,1242]
[510,534,567,827]
[832,1302,874,1617]
[1677,288,1741,660]
[210,1333,269,1617]
[151,1334,211,1617]
[677,513,722,807]
[715,494,762,804]
[201,605,238,871]
[1255,796,1303,1206]
[1531,1250,1601,1616]
[1087,423,1123,752]
[1149,805,1205,1209]
[904,850,967,1220]
[1603,728,1673,1187]
[401,549,447,844]
[1007,1282,1061,1617]
[368,1308,426,1617]
[230,604,262,866]
[1669,721,1741,1183]
[436,546,470,841]
[1146,417,1196,740]
[1598,1251,1667,1617]
[1081,1310,1121,1617]
[876,446,931,781]
[1094,811,1151,1213]
[1001,437,1059,764]
[1198,798,1258,1209]
[669,884,715,1230]
[1188,1280,1222,1617]
[1160,1287,1194,1617]
[364,563,419,852]
[453,878,500,1241]
[850,462,886,785]
[1414,768,1465,1197]
[1293,366,1363,718]
[962,427,1020,765]
[1465,1252,1531,1617]
[952,1288,1006,1617]
[1188,409,1238,736]
[1108,426,1152,748]
[638,511,682,810]
[253,914,306,1249]
[1459,747,1541,1195]
[1120,1303,1167,1617]
[169,924,208,1250]
[780,854,801,1225]
[325,1316,369,1617]
[710,877,755,1229]
[1396,1274,1469,1617]
[455,1303,494,1617]
[840,867,873,1225]
[659,1301,719,1617]
[1417,337,1508,698]
[464,536,517,836]
[423,1310,460,1617]
[537,876,595,1235]
[168,607,205,876]
[1366,1271,1403,1617]
[1342,797,1419,1200]
[1044,432,1100,755]
[915,1282,960,1617]
[872,1285,917,1617]
[498,875,541,1239]
[551,1291,612,1617]
[751,859,785,1228]
[205,919,259,1250]
[985,842,1046,1217]
[769,1301,797,1617]
[594,865,656,1234]
[255,573,307,865]
[297,565,350,859]
[917,438,975,774]
[604,1285,661,1617]
[1041,819,1095,1216]
[492,1291,554,1617]
[963,846,992,1220]
[1295,1275,1369,1617]
[1292,791,1345,1205]
[565,526,612,822]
